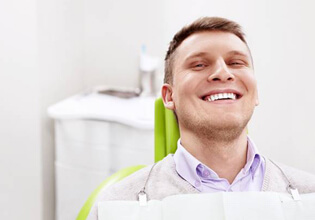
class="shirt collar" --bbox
[173,136,263,188]
[173,139,203,188]
[244,136,263,176]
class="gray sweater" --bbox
[87,155,315,220]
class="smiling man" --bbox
[87,17,315,220]
[162,27,261,190]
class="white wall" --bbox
[0,0,85,219]
[0,1,41,219]
[82,0,165,89]
[37,0,85,219]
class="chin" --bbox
[200,114,249,136]
[200,122,247,142]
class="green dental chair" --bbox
[76,98,180,220]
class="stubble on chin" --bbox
[179,110,252,144]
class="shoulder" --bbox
[86,155,197,220]
[97,155,196,200]
[279,162,315,193]
[96,155,173,201]
[264,158,315,193]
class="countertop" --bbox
[48,92,155,129]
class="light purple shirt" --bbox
[173,136,265,192]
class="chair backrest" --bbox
[154,97,180,162]
[77,97,180,220]
[76,165,145,220]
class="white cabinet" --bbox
[49,93,155,220]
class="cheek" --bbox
[173,73,197,95]
[236,71,258,105]
[173,70,192,85]
[179,72,206,92]
[172,82,196,109]
[239,71,257,92]
[245,76,259,105]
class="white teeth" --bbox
[206,93,237,102]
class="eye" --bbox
[191,62,207,70]
[228,60,246,67]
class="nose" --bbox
[207,60,235,82]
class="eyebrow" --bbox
[183,52,208,62]
[226,50,249,58]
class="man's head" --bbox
[162,17,259,142]
[164,17,249,85]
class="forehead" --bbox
[175,31,250,62]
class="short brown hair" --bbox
[164,17,248,84]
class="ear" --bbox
[161,83,175,110]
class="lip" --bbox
[200,89,243,101]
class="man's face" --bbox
[162,31,259,139]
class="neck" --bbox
[180,129,248,184]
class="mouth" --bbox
[201,91,242,102]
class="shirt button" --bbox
[195,181,201,187]
[202,170,210,177]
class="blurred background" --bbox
[1,0,315,219]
